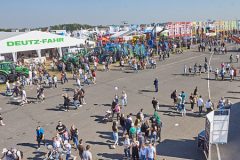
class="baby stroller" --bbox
[103,110,112,122]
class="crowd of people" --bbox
[183,53,239,82]
[0,38,237,160]
[170,87,233,117]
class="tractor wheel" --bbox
[0,74,7,84]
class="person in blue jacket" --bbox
[36,126,45,150]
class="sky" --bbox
[0,0,240,28]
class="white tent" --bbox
[0,31,86,62]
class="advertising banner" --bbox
[167,22,192,38]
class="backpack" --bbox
[170,92,174,99]
[141,123,147,132]
[136,112,141,119]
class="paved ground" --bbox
[0,45,239,160]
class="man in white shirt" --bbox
[230,68,234,81]
[205,99,213,113]
[6,80,10,93]
[82,145,92,160]
[53,75,58,88]
[197,95,204,115]
[21,88,27,106]
[121,91,127,107]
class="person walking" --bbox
[146,143,156,160]
[78,88,86,106]
[220,68,225,80]
[189,93,196,112]
[82,145,92,160]
[20,87,28,106]
[230,54,233,63]
[215,68,219,80]
[131,138,139,160]
[205,99,214,113]
[6,80,11,94]
[70,125,79,150]
[123,134,131,158]
[176,94,182,112]
[83,73,89,85]
[184,65,187,75]
[197,95,204,115]
[236,54,239,63]
[119,114,126,135]
[153,78,158,92]
[77,139,84,160]
[53,75,58,88]
[73,89,80,109]
[63,71,68,83]
[121,91,128,107]
[62,93,70,111]
[170,90,177,107]
[139,143,147,160]
[152,97,159,111]
[230,68,234,82]
[36,126,45,150]
[56,121,67,139]
[112,121,119,148]
[64,140,76,160]
[36,85,45,103]
[114,103,121,121]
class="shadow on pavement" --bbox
[17,142,37,149]
[93,103,111,107]
[86,140,109,146]
[97,153,123,160]
[62,88,74,92]
[186,112,206,118]
[46,104,78,112]
[156,138,205,160]
[224,96,240,99]
[163,112,182,117]
[227,91,240,94]
[27,151,45,160]
[97,131,112,140]
[138,89,155,93]
[124,70,135,74]
[91,115,108,123]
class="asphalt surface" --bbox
[0,45,239,160]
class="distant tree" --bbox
[0,28,11,32]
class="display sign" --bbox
[6,38,64,47]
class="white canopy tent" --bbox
[0,31,86,62]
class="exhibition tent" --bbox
[0,31,85,54]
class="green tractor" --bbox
[0,61,29,84]
[60,52,80,71]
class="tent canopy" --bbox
[0,31,86,54]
